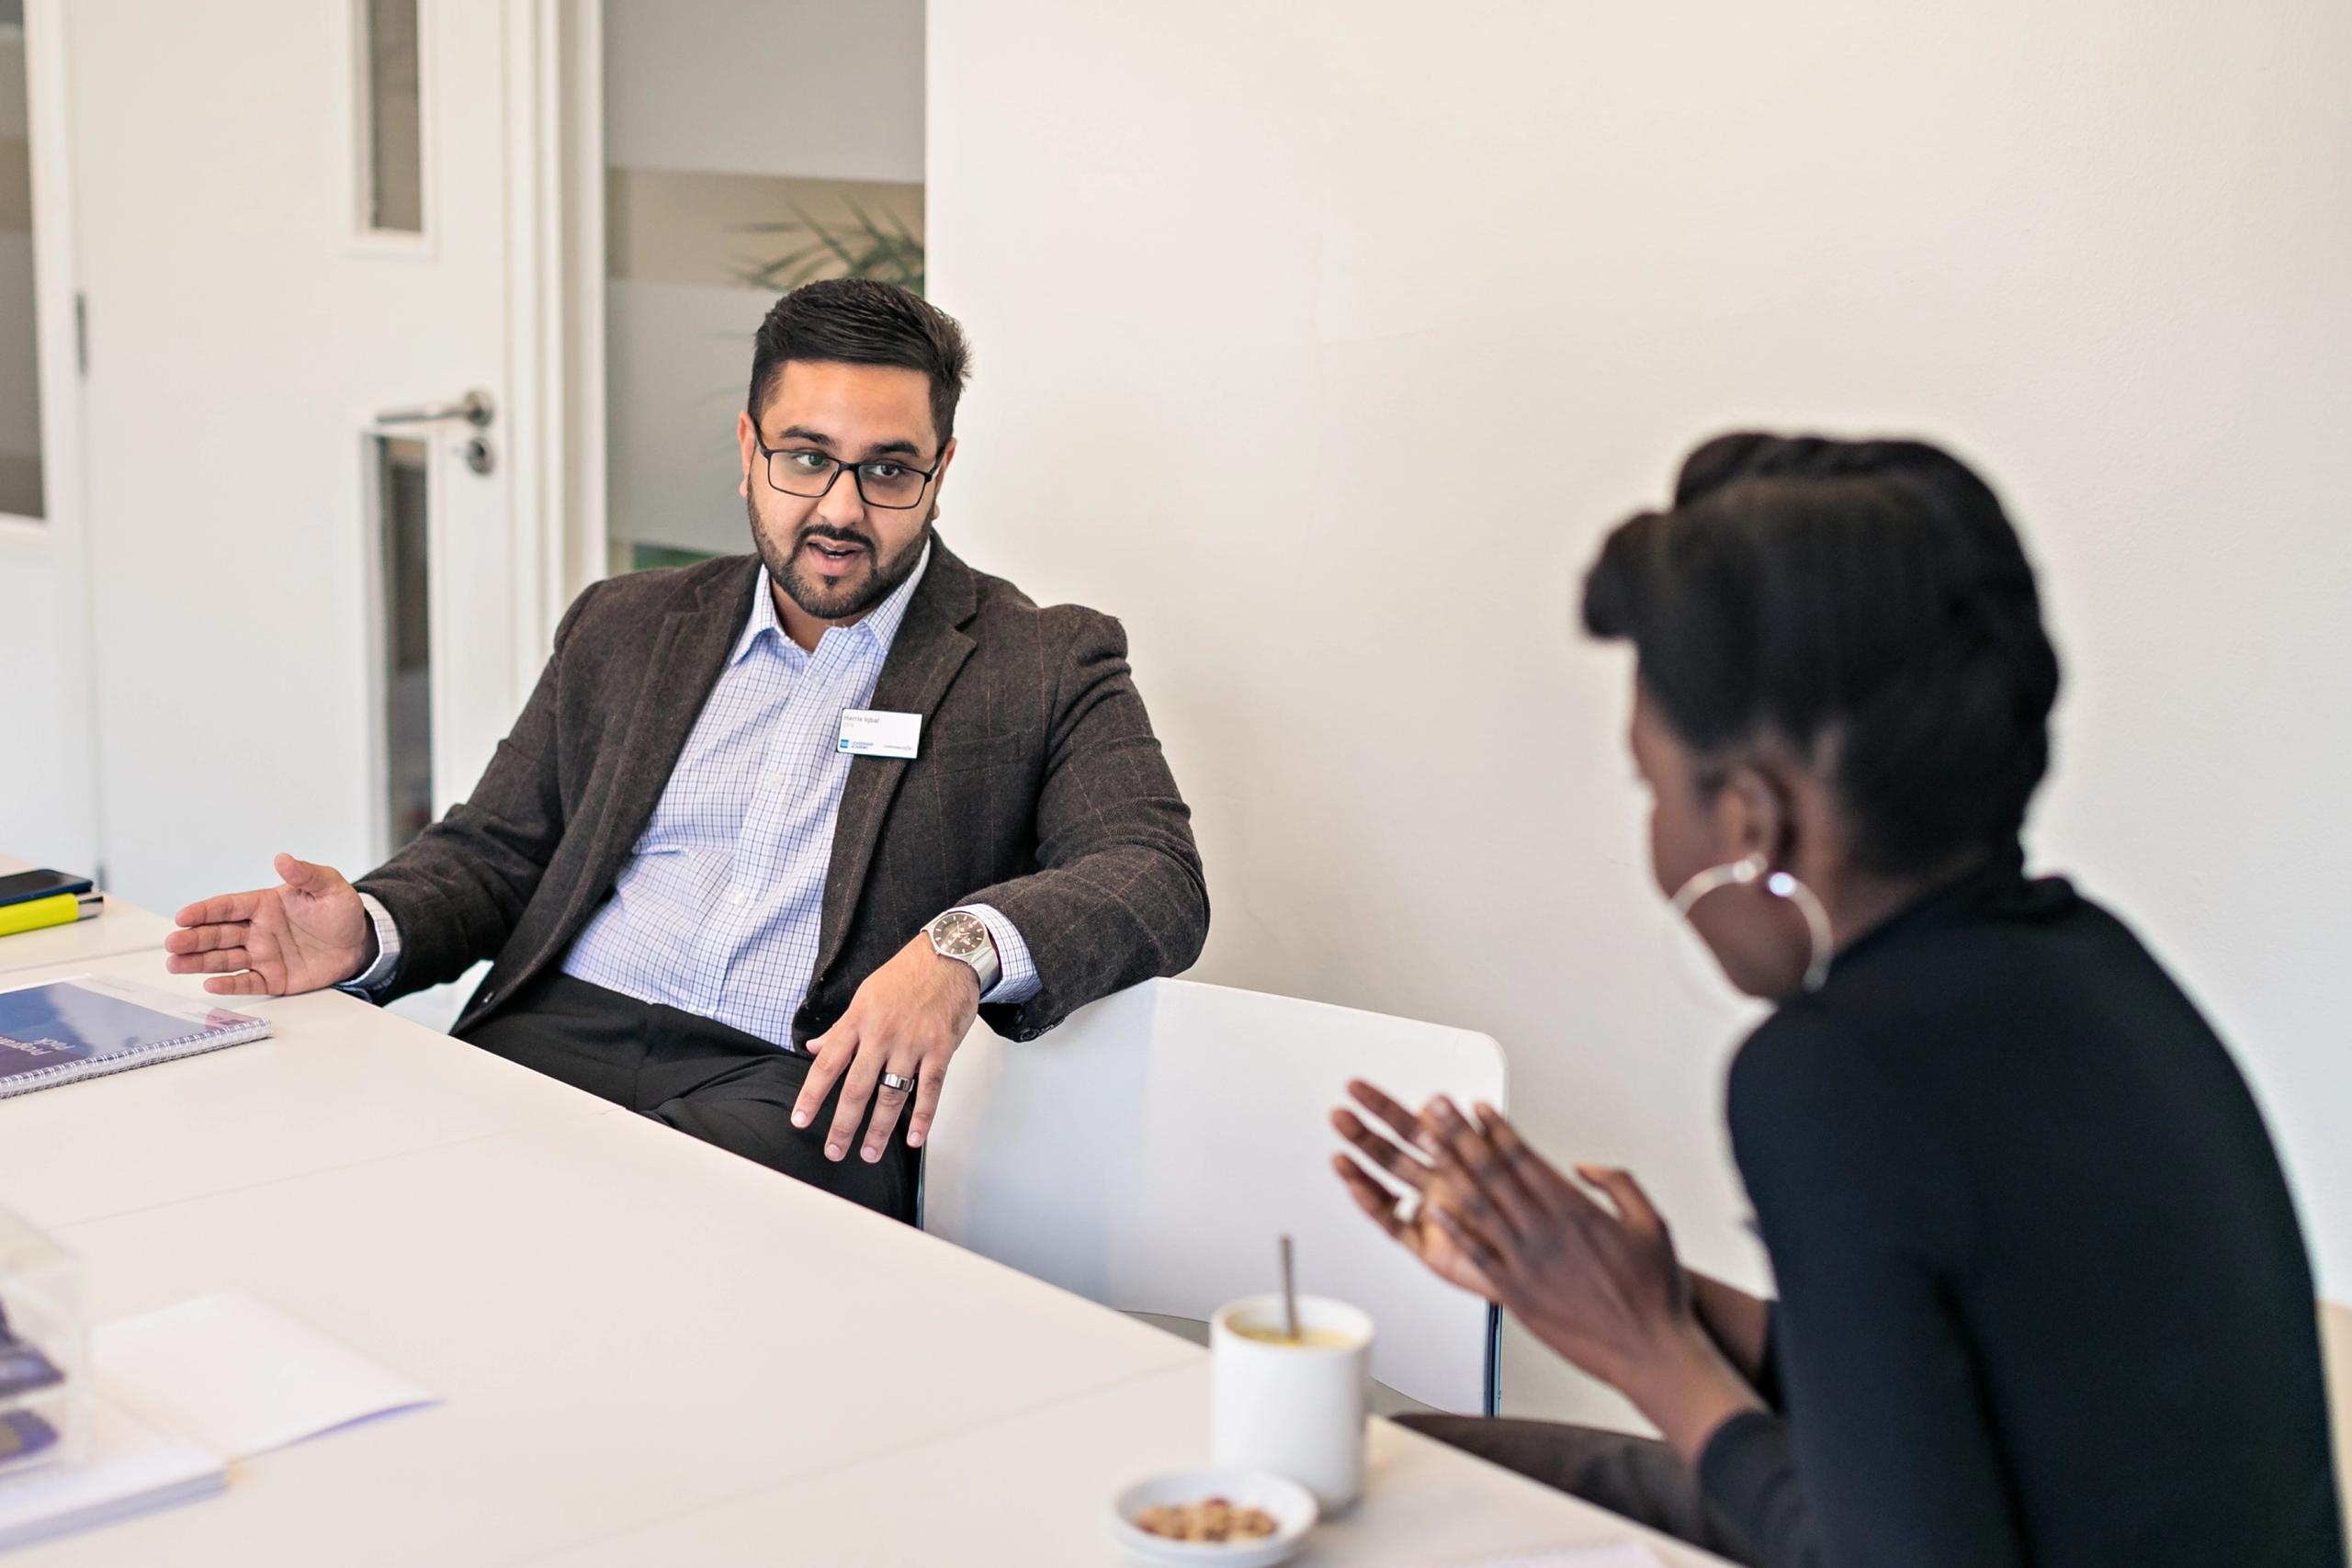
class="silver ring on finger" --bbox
[878,1071,917,1094]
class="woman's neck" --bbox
[1820,847,1999,957]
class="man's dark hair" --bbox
[1581,433,2062,875]
[746,278,971,449]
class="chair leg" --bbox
[1483,1303,1503,1416]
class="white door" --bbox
[63,0,537,912]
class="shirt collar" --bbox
[731,540,933,666]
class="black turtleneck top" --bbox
[1696,852,2341,1566]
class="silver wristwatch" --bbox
[926,909,1001,995]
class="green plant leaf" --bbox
[731,194,927,294]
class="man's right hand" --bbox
[164,852,373,997]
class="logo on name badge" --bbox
[837,708,922,760]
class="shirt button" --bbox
[766,773,785,789]
[729,890,747,907]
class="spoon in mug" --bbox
[1280,1235,1300,1342]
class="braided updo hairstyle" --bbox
[1581,434,2062,876]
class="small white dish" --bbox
[1108,1466,1319,1566]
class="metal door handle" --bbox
[377,388,494,428]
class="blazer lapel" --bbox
[813,545,978,978]
[553,565,757,947]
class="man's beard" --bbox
[751,495,931,623]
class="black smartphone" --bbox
[0,870,95,908]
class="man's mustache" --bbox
[797,525,875,552]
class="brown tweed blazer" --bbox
[356,538,1207,1046]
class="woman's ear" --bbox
[1717,762,1792,869]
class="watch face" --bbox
[935,915,989,958]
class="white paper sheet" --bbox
[92,1292,436,1461]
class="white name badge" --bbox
[838,708,922,760]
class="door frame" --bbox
[508,0,613,676]
[548,0,607,614]
[4,0,103,872]
[503,0,592,690]
[6,0,85,548]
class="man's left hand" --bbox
[792,931,983,1163]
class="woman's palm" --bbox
[1406,1174,1500,1298]
[1334,1081,1503,1302]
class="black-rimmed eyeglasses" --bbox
[752,434,942,511]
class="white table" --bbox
[0,885,1726,1567]
[0,950,619,1229]
[531,1361,1718,1568]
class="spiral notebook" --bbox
[0,975,270,1100]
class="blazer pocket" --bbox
[923,732,1035,777]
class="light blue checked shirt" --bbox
[351,545,1038,1043]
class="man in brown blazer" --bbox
[164,280,1208,1221]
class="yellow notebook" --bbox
[0,894,80,940]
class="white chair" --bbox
[2324,1300,2352,1558]
[922,977,1507,1414]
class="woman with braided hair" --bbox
[1334,434,2340,1566]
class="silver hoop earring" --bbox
[1668,853,1833,994]
[1763,868,1833,994]
[1668,852,1767,918]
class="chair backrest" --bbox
[2324,1299,2352,1554]
[924,977,1507,1413]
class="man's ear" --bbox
[736,411,758,499]
[925,435,958,525]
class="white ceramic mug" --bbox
[1210,1293,1375,1512]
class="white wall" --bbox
[930,1,2352,1423]
[603,0,921,184]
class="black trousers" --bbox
[458,970,920,1223]
[1396,1415,1759,1565]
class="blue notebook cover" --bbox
[0,976,270,1100]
